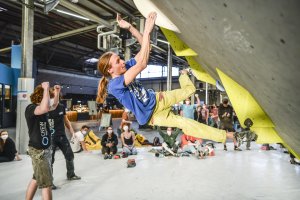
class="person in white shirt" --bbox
[74,125,90,152]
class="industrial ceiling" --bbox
[0,0,187,77]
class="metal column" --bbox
[191,75,195,104]
[124,47,131,64]
[205,82,208,105]
[166,44,172,91]
[16,0,35,154]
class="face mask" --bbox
[186,101,190,105]
[107,130,112,134]
[81,130,87,135]
[49,98,54,107]
[1,135,8,140]
[123,126,129,131]
[167,131,172,136]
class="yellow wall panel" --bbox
[185,56,215,85]
[252,127,283,144]
[216,68,274,128]
[160,27,197,56]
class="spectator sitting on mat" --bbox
[0,130,22,162]
[101,126,118,159]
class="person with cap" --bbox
[218,97,241,151]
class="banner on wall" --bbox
[11,45,21,69]
[100,113,111,128]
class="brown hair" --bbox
[96,52,114,103]
[30,85,54,104]
[30,85,44,104]
[0,130,8,152]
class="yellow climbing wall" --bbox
[161,27,215,85]
[217,68,299,159]
[160,26,299,159]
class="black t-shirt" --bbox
[25,104,51,149]
[101,133,118,147]
[218,104,233,123]
[48,104,66,137]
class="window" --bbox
[162,66,179,77]
[0,84,2,108]
[138,65,179,79]
[4,85,11,112]
[0,84,2,128]
[0,84,2,98]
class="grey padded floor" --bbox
[1,120,300,200]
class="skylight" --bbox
[0,7,7,12]
[85,58,99,63]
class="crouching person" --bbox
[236,118,257,150]
[101,126,118,159]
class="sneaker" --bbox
[180,68,192,75]
[104,154,109,160]
[68,175,81,181]
[122,152,128,158]
[52,184,57,190]
[185,68,193,75]
[108,154,113,159]
[234,147,242,151]
[246,147,251,150]
[223,145,227,151]
[234,132,243,147]
[181,152,190,157]
[198,151,205,159]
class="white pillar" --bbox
[16,0,34,154]
[16,78,34,153]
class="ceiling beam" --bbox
[58,0,113,29]
[0,24,98,53]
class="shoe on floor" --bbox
[108,154,113,159]
[104,154,109,160]
[224,145,227,151]
[52,184,57,190]
[234,147,242,151]
[174,153,180,157]
[68,175,81,181]
[234,132,244,147]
